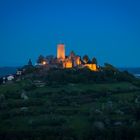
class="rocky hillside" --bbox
[0,79,140,140]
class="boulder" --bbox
[93,121,105,130]
[21,91,29,100]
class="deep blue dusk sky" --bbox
[0,0,140,67]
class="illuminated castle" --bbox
[57,43,97,71]
[37,43,97,71]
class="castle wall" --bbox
[85,64,97,71]
[63,59,73,68]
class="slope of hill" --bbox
[0,66,140,139]
[119,67,140,78]
[0,80,140,140]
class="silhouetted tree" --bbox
[0,78,3,85]
[104,63,118,72]
[92,57,97,65]
[28,59,33,66]
[83,55,90,64]
[37,55,45,64]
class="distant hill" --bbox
[119,67,140,77]
[0,67,18,77]
[119,67,140,74]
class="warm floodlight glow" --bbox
[42,61,46,65]
[85,64,97,71]
[63,61,73,68]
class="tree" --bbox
[83,55,89,64]
[28,59,33,66]
[0,78,3,85]
[104,63,118,72]
[37,55,45,64]
[92,57,97,65]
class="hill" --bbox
[0,67,18,77]
[119,67,140,75]
[0,67,140,139]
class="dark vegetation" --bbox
[0,65,140,140]
[24,63,136,85]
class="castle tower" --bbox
[57,43,65,60]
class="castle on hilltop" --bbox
[36,43,98,71]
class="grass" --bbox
[0,81,138,95]
[68,115,90,139]
[0,81,140,139]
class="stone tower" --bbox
[57,43,65,60]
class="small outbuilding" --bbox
[16,69,22,76]
[7,75,14,81]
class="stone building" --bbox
[36,43,98,71]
